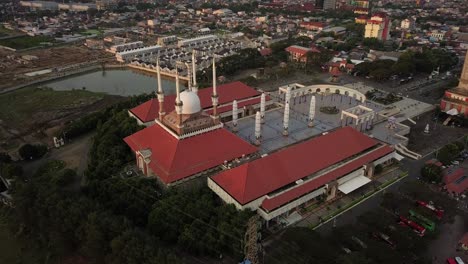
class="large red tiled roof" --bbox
[129,81,262,123]
[443,168,464,184]
[261,145,394,211]
[446,170,467,194]
[211,127,381,205]
[124,125,257,184]
[285,45,313,56]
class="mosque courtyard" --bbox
[225,83,434,155]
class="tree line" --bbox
[1,94,254,263]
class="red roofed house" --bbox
[285,45,319,64]
[124,62,258,187]
[328,59,356,74]
[444,167,468,195]
[208,127,397,224]
[129,81,272,126]
[299,21,325,31]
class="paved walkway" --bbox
[295,168,405,228]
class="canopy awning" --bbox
[338,175,371,194]
[394,153,405,161]
[446,108,459,116]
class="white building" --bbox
[116,45,162,62]
[177,35,218,48]
[109,41,144,54]
[20,1,58,10]
[365,13,391,41]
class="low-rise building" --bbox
[365,13,391,41]
[209,127,397,224]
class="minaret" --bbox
[254,111,261,145]
[232,100,238,133]
[185,62,192,91]
[459,52,468,90]
[192,50,198,94]
[156,58,165,121]
[211,58,219,119]
[260,92,266,124]
[308,95,316,127]
[174,70,183,127]
[283,87,291,136]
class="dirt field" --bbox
[0,44,113,90]
[0,87,123,157]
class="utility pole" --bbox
[243,215,261,264]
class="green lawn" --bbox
[0,26,16,37]
[0,35,54,50]
[79,29,103,36]
[0,87,104,128]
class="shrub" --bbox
[374,164,383,174]
[18,144,47,160]
[420,164,442,183]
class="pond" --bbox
[39,69,184,96]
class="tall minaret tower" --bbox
[156,58,165,121]
[283,87,291,136]
[308,95,316,127]
[232,100,238,132]
[260,92,266,124]
[254,111,261,145]
[192,50,198,94]
[211,58,219,119]
[174,70,183,128]
[458,52,468,90]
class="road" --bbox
[315,154,433,235]
[21,133,93,182]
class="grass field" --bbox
[0,26,16,37]
[0,35,54,50]
[0,87,105,127]
[79,29,103,36]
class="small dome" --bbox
[179,90,201,114]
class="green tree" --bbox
[437,143,460,165]
[0,163,22,179]
[0,152,11,163]
[18,144,47,160]
[420,164,443,183]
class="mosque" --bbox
[440,52,468,117]
[124,57,401,225]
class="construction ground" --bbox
[0,44,114,91]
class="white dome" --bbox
[179,90,202,115]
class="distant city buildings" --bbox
[20,0,97,11]
[364,13,391,41]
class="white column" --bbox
[260,92,266,124]
[156,58,165,121]
[232,100,238,132]
[192,50,198,94]
[308,95,316,127]
[255,111,261,145]
[175,71,182,115]
[185,62,191,91]
[211,58,219,118]
[212,58,217,96]
[283,87,291,136]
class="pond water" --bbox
[39,69,183,96]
